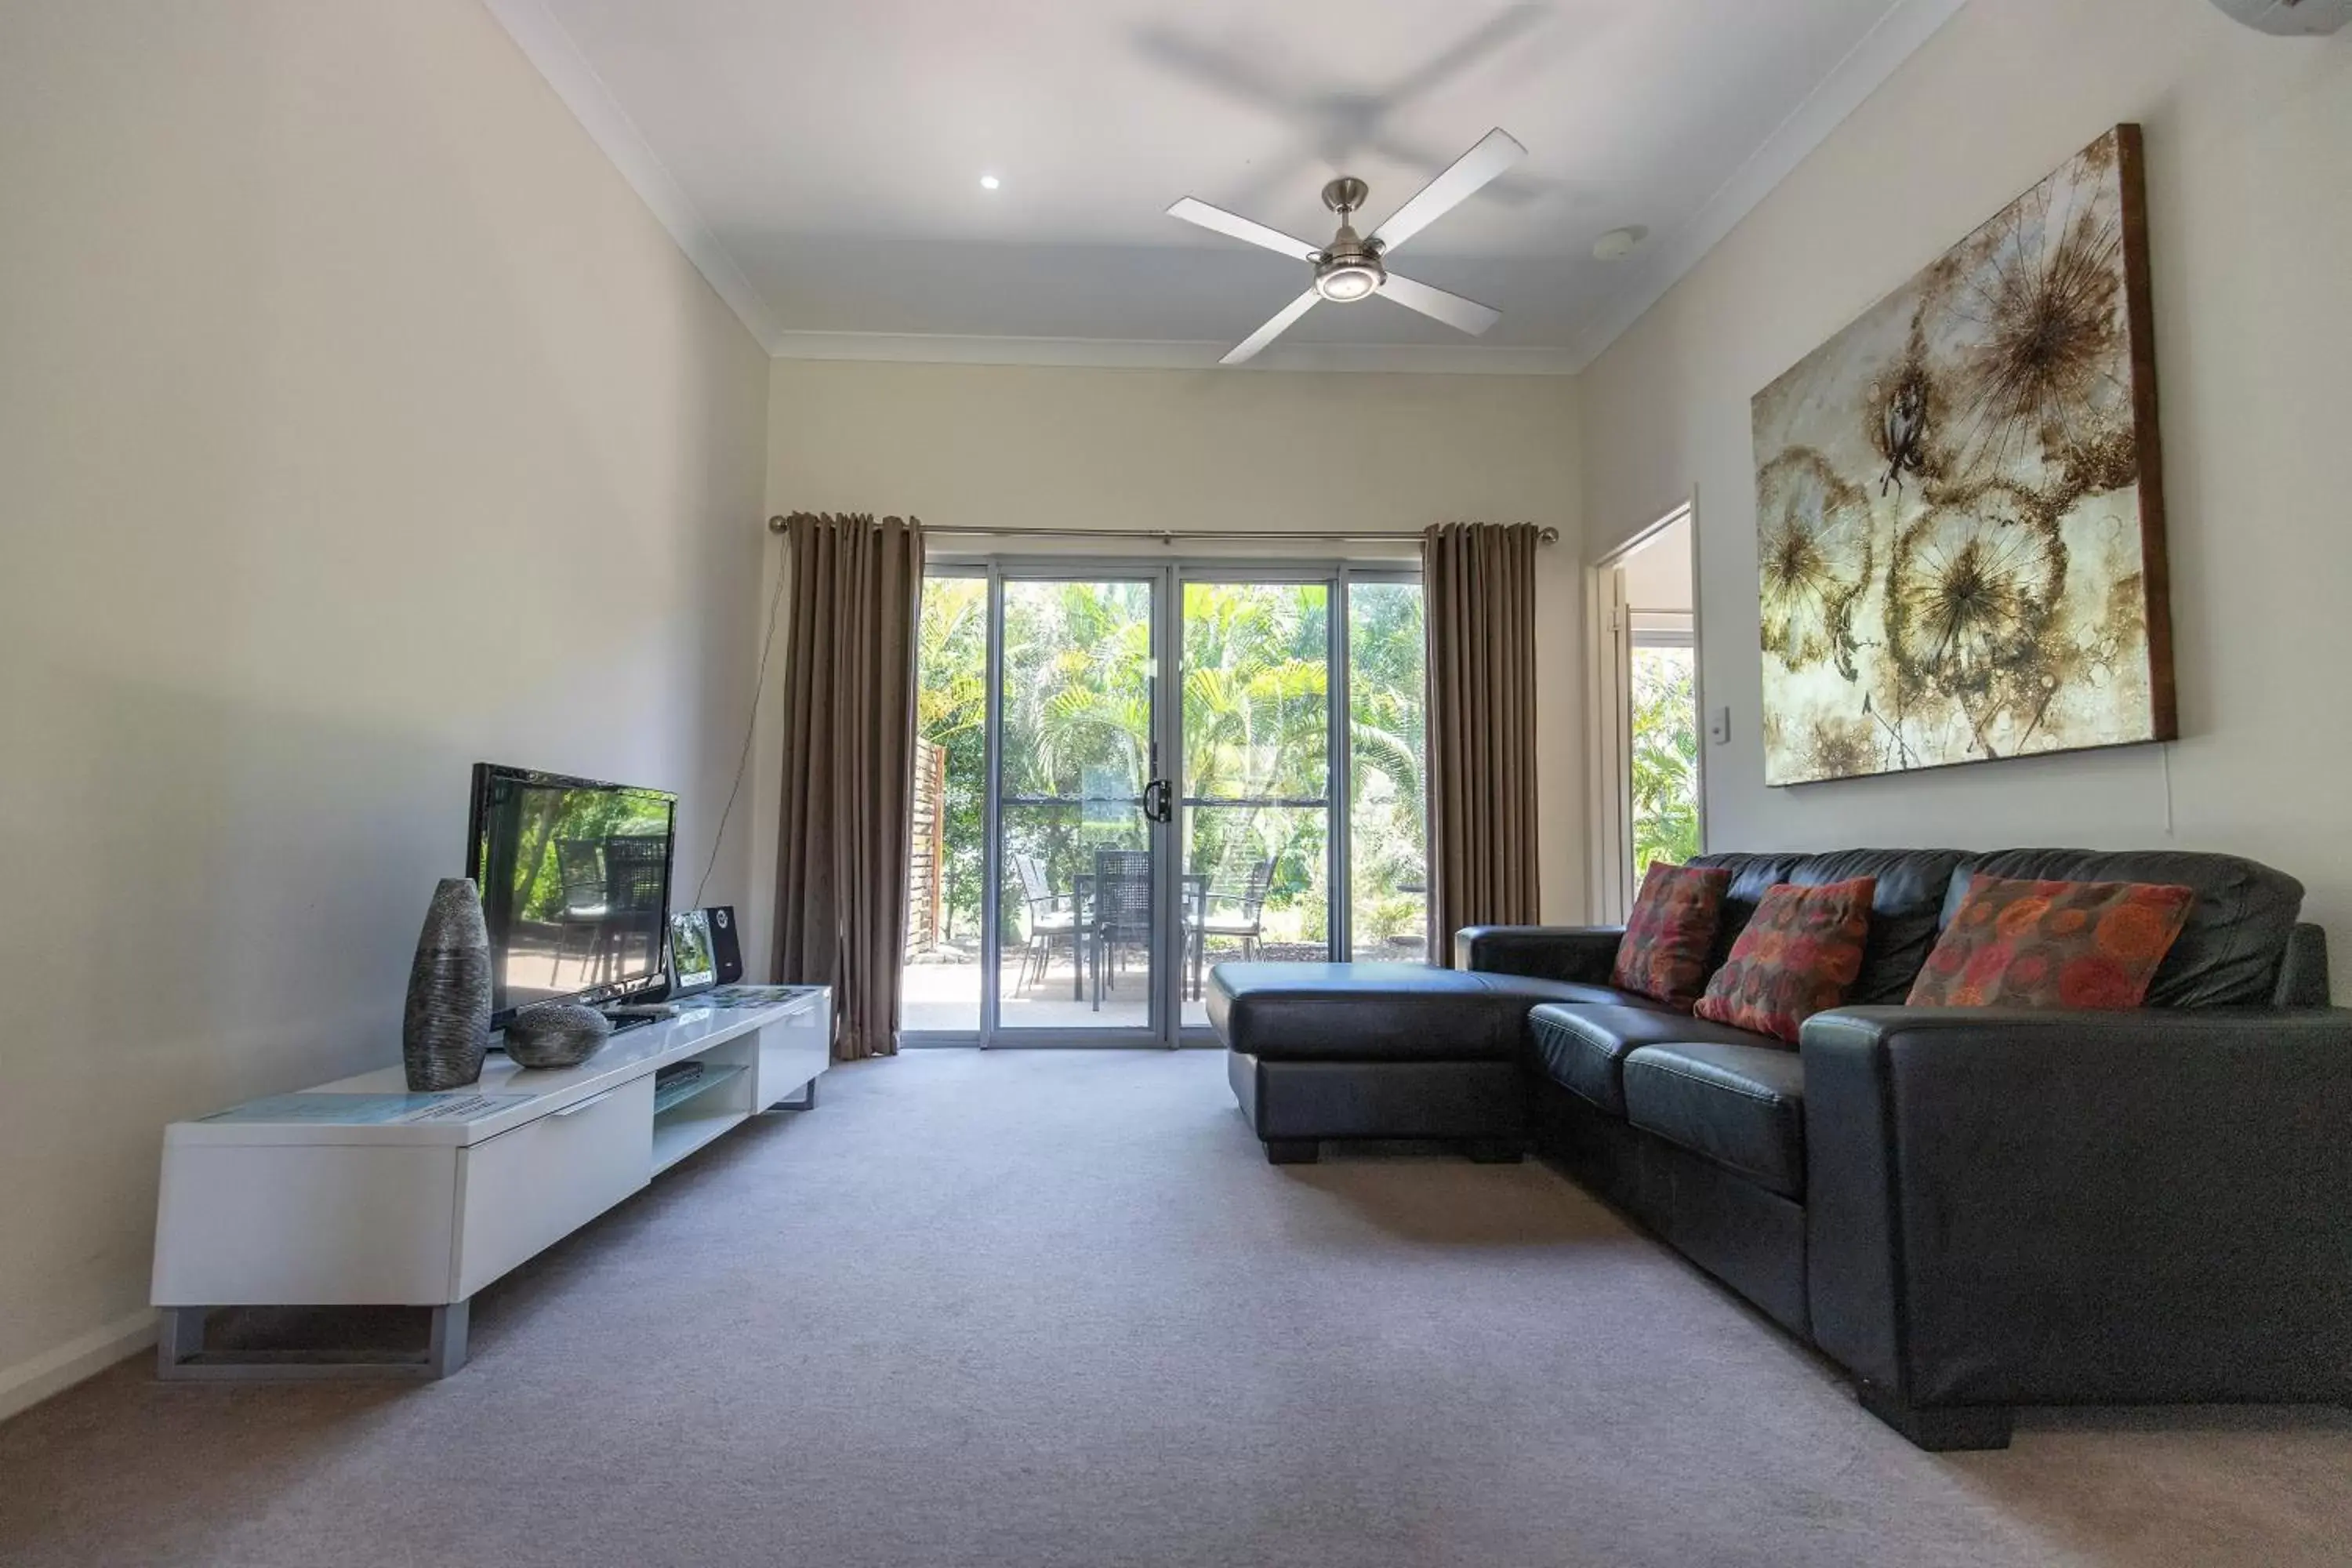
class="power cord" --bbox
[691,538,791,908]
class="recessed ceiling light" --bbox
[1592,226,1648,261]
[978,173,1002,191]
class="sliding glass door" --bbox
[1176,579,1333,1029]
[902,561,1424,1047]
[993,575,1169,1041]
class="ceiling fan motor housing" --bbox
[1313,176,1386,302]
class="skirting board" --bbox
[0,1308,158,1424]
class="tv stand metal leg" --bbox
[426,1300,470,1379]
[157,1305,208,1377]
[772,1078,818,1111]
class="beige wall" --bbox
[1579,0,2352,989]
[0,0,771,1412]
[760,359,1586,932]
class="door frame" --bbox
[1585,499,1705,923]
[907,554,1422,1049]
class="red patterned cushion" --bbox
[1908,876,2195,1009]
[1611,862,1732,1011]
[1693,877,1877,1044]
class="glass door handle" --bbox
[1142,779,1172,823]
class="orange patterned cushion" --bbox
[1611,862,1732,1011]
[1693,877,1876,1044]
[1908,876,2196,1010]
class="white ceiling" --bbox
[494,0,1967,371]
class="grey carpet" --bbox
[4,1050,2349,1567]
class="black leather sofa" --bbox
[1207,848,2352,1449]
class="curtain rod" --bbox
[765,516,1558,546]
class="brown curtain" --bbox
[773,513,925,1059]
[1422,521,1542,963]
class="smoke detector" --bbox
[2209,0,2350,33]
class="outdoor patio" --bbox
[902,935,1427,1035]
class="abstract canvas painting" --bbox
[1751,125,2175,786]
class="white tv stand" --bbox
[150,987,829,1380]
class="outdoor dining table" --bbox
[1066,869,1211,1004]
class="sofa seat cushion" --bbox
[1207,963,1607,1063]
[1516,982,1677,1010]
[1527,1004,1777,1116]
[1622,1043,1807,1199]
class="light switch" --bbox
[1708,706,1732,745]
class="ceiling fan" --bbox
[1168,127,1526,365]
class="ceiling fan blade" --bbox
[1368,128,1527,253]
[1221,289,1321,365]
[1167,198,1321,263]
[1377,6,1550,113]
[1378,272,1501,336]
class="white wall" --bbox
[0,0,771,1414]
[1579,0,2352,989]
[1617,516,1694,615]
[760,360,1586,927]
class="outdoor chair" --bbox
[1011,851,1081,996]
[1185,855,1274,1000]
[1089,849,1154,1010]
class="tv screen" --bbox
[466,764,678,1026]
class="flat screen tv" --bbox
[466,763,677,1027]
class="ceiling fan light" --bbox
[1314,262,1381,303]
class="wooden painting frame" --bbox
[1750,125,2175,787]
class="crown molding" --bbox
[768,331,1581,376]
[1561,0,1971,371]
[492,0,1965,376]
[483,0,785,350]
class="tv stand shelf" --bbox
[652,1060,746,1116]
[150,987,830,1381]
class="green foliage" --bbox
[1630,647,1702,877]
[913,575,1431,949]
[1178,582,1328,909]
[1359,894,1423,942]
[511,791,670,921]
[1345,583,1427,942]
[916,579,989,939]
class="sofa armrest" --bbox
[1800,1005,2352,1409]
[1453,925,1624,984]
[2274,921,2332,1007]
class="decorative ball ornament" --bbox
[503,1002,614,1069]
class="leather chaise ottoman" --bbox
[1207,962,1601,1163]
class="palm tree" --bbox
[913,575,1437,953]
[1178,583,1330,913]
[1631,649,1702,876]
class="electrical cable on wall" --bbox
[2161,742,2176,839]
[691,535,790,907]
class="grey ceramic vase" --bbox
[503,1002,612,1069]
[403,877,492,1091]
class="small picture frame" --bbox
[667,909,717,999]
